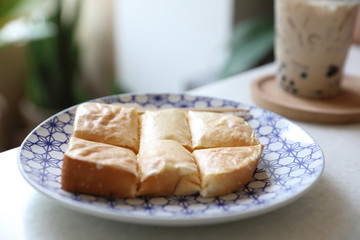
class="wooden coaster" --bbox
[251,74,360,124]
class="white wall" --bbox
[114,0,234,93]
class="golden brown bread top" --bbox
[65,137,138,176]
[193,145,263,175]
[138,140,198,182]
[193,144,263,197]
[140,109,192,150]
[72,102,139,153]
[188,111,260,149]
[137,140,201,196]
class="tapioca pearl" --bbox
[300,72,307,79]
[287,82,297,94]
[326,65,339,78]
[282,75,287,82]
[291,88,298,94]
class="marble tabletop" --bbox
[1,45,360,240]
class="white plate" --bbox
[18,93,324,226]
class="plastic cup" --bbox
[275,0,360,98]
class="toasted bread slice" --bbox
[188,111,260,150]
[137,140,200,196]
[193,144,263,197]
[140,109,192,151]
[72,102,139,153]
[61,137,138,198]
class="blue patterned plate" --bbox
[17,94,324,226]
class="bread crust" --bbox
[61,137,138,198]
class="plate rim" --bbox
[17,93,325,226]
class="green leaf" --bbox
[219,15,274,79]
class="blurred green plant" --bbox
[1,0,88,109]
[26,0,89,109]
[27,1,82,109]
[219,15,274,79]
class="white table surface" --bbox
[1,45,360,240]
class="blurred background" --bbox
[0,0,280,151]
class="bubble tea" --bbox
[275,0,360,98]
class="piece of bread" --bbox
[63,104,264,198]
[61,137,138,198]
[137,140,201,196]
[72,102,139,153]
[140,109,192,151]
[188,111,260,150]
[193,144,263,197]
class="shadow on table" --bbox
[23,175,356,240]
